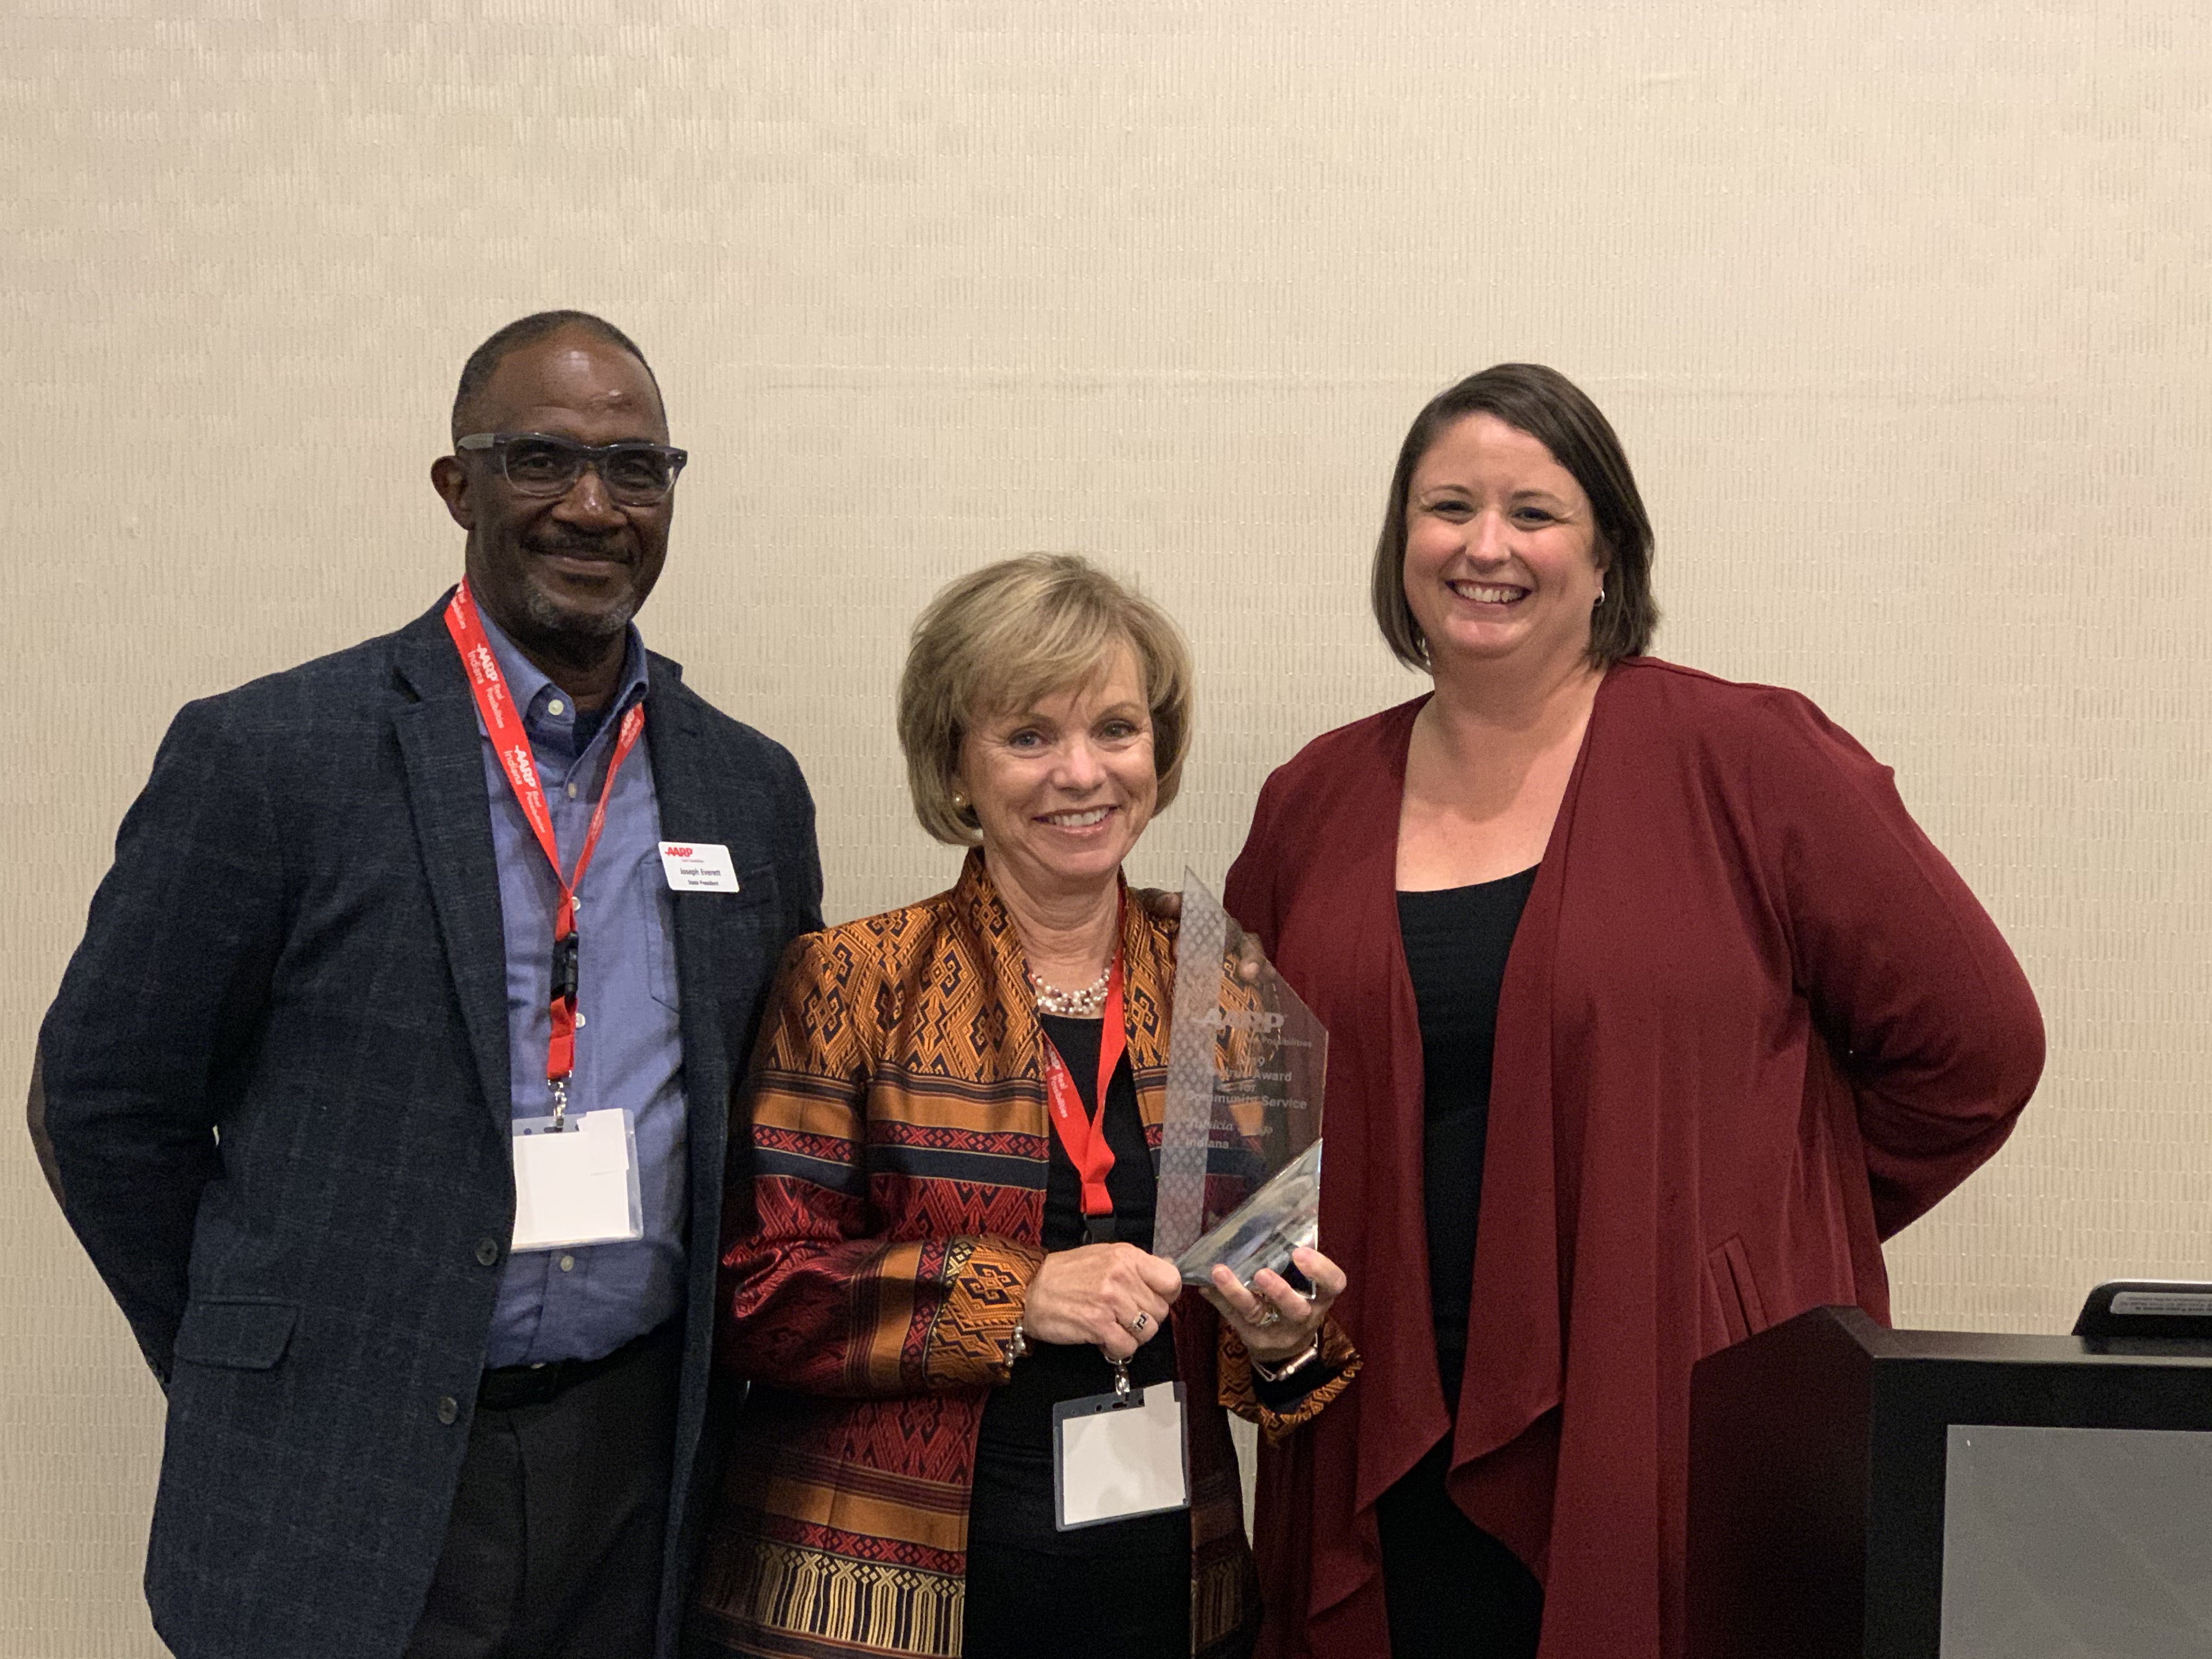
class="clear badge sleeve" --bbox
[1051,1382,1192,1530]
[509,1107,646,1251]
[1152,871,1328,1288]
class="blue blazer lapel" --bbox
[642,674,731,1183]
[392,613,512,1135]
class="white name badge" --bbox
[1052,1381,1190,1530]
[510,1108,644,1251]
[658,841,741,893]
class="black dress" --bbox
[1381,871,1545,1659]
[963,1014,1190,1659]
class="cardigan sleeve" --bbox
[720,930,1043,1396]
[1223,766,1288,952]
[1220,774,1362,1434]
[1747,691,2045,1237]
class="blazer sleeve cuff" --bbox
[1218,1316,1360,1442]
[922,1234,1047,1389]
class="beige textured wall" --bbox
[7,1,2209,1650]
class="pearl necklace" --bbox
[1027,963,1110,1018]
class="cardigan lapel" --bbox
[1448,665,1610,1576]
[1340,699,1453,1515]
[392,606,513,1136]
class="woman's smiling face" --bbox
[1401,413,1605,675]
[955,642,1159,904]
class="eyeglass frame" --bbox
[454,431,690,505]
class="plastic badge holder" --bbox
[509,1107,646,1251]
[1152,871,1329,1289]
[1051,1381,1192,1530]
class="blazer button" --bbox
[436,1396,459,1426]
[475,1237,500,1267]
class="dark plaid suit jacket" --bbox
[29,597,822,1659]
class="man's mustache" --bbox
[526,533,628,560]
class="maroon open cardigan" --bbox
[1224,658,2044,1659]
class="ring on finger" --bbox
[1126,1312,1149,1334]
[1249,1306,1282,1328]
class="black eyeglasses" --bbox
[456,432,689,506]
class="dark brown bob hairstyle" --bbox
[1372,363,1658,671]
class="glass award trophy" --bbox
[1152,871,1328,1288]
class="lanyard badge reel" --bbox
[1038,942,1192,1528]
[506,896,644,1252]
[447,582,646,1254]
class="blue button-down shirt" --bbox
[472,607,687,1367]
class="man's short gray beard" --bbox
[521,584,635,642]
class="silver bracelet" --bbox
[1006,1318,1028,1364]
[1249,1331,1322,1384]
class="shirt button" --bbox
[548,698,565,715]
[566,782,578,798]
[436,1395,459,1426]
[475,1237,500,1267]
[559,1254,575,1273]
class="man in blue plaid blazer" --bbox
[29,312,822,1659]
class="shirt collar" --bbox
[471,601,650,748]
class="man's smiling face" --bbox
[435,327,674,661]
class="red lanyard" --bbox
[1040,950,1127,1220]
[444,580,645,1104]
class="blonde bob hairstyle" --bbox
[898,554,1194,847]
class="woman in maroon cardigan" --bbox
[1226,364,2044,1659]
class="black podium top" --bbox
[1689,1305,2212,1659]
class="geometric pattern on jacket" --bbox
[693,851,1358,1658]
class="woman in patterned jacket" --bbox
[693,555,1358,1659]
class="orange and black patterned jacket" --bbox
[693,851,1357,1659]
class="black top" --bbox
[1033,1014,1160,1255]
[967,1014,1183,1559]
[1396,867,1539,1399]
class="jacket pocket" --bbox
[172,1298,297,1370]
[1706,1235,1770,1346]
[645,856,780,1011]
